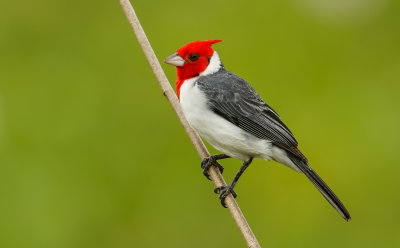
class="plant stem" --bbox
[118,1,261,247]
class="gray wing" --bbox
[197,69,306,161]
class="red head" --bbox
[164,40,222,98]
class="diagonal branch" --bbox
[118,1,261,247]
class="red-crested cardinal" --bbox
[164,40,351,221]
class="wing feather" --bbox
[197,69,306,160]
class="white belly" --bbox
[179,78,273,162]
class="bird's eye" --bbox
[188,53,199,62]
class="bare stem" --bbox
[118,1,261,247]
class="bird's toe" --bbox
[214,185,237,207]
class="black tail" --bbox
[288,154,351,221]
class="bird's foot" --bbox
[201,156,224,180]
[214,184,237,208]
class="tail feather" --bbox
[288,154,351,221]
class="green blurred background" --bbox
[1,0,399,247]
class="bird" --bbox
[164,40,351,221]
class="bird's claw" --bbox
[201,157,224,180]
[214,185,237,208]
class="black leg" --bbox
[214,157,254,207]
[201,154,230,180]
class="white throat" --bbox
[199,51,222,76]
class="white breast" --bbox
[179,78,273,162]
